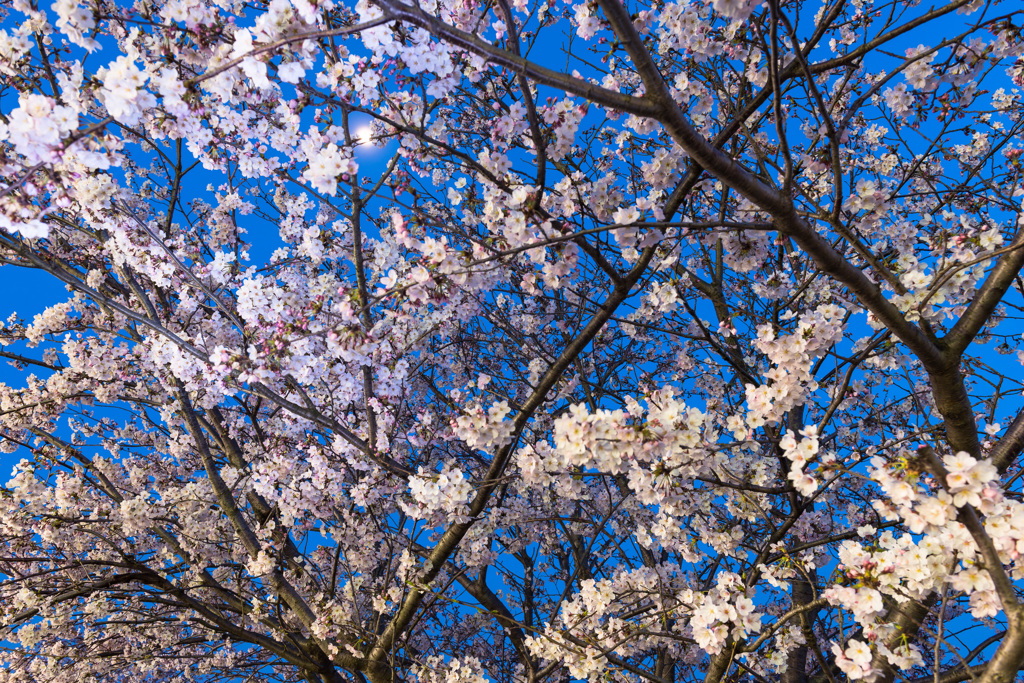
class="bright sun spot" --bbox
[356,126,374,146]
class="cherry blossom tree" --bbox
[2,0,1024,682]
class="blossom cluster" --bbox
[401,462,474,520]
[780,426,823,496]
[689,571,762,655]
[453,401,515,453]
[824,451,1019,679]
[1,94,78,166]
[744,304,847,426]
[519,389,710,506]
[413,656,489,683]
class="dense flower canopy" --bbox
[1,0,1024,682]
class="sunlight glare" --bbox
[356,125,374,146]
